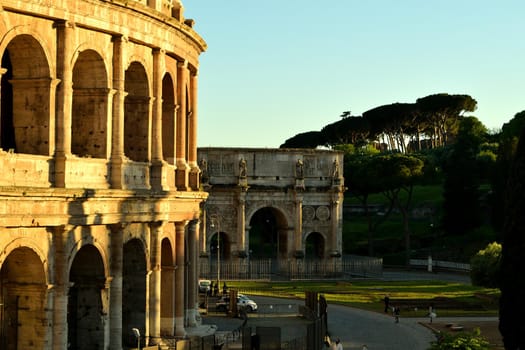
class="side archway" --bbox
[305,231,326,260]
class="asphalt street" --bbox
[201,270,483,349]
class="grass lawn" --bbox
[226,280,499,317]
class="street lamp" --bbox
[210,214,220,288]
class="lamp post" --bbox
[210,214,220,288]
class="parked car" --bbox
[198,279,211,294]
[215,294,258,312]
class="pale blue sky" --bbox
[184,1,525,148]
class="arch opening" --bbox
[68,244,106,350]
[0,247,47,349]
[122,239,147,347]
[124,62,150,162]
[162,74,175,164]
[248,207,288,260]
[305,232,325,260]
[71,49,109,158]
[1,35,51,155]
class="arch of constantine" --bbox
[198,148,345,278]
[0,0,207,348]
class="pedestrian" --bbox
[327,337,343,350]
[319,294,328,331]
[222,282,228,295]
[208,281,214,296]
[383,294,390,313]
[393,306,400,323]
[428,304,436,323]
[214,281,219,297]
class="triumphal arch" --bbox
[0,0,208,348]
[198,148,345,278]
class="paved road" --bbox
[201,271,477,349]
[203,295,437,350]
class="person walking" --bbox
[383,295,390,313]
[393,306,400,323]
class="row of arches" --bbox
[0,31,191,166]
[0,235,181,349]
[207,206,327,261]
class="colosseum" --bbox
[0,0,207,349]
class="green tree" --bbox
[416,93,477,147]
[442,117,487,236]
[470,242,501,288]
[499,123,525,349]
[491,110,525,232]
[280,131,325,148]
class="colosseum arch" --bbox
[1,1,207,347]
[124,61,150,162]
[68,244,106,350]
[0,245,48,349]
[1,33,53,155]
[162,73,176,164]
[122,238,148,348]
[71,49,109,158]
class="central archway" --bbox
[248,207,288,260]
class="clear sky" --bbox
[184,1,525,148]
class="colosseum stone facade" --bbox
[0,0,207,348]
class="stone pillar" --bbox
[294,193,304,253]
[51,225,71,350]
[330,195,343,258]
[151,49,167,191]
[174,221,187,336]
[109,224,124,350]
[188,71,200,190]
[148,222,163,344]
[175,60,189,190]
[186,220,200,327]
[110,35,128,189]
[237,194,246,254]
[53,20,74,187]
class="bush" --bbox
[470,242,501,288]
[429,328,490,350]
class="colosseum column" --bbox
[54,20,74,187]
[151,49,167,191]
[109,224,124,349]
[175,61,189,190]
[188,71,200,190]
[186,219,200,327]
[51,225,72,349]
[110,35,128,189]
[174,221,187,336]
[148,221,163,344]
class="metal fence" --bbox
[199,255,383,281]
